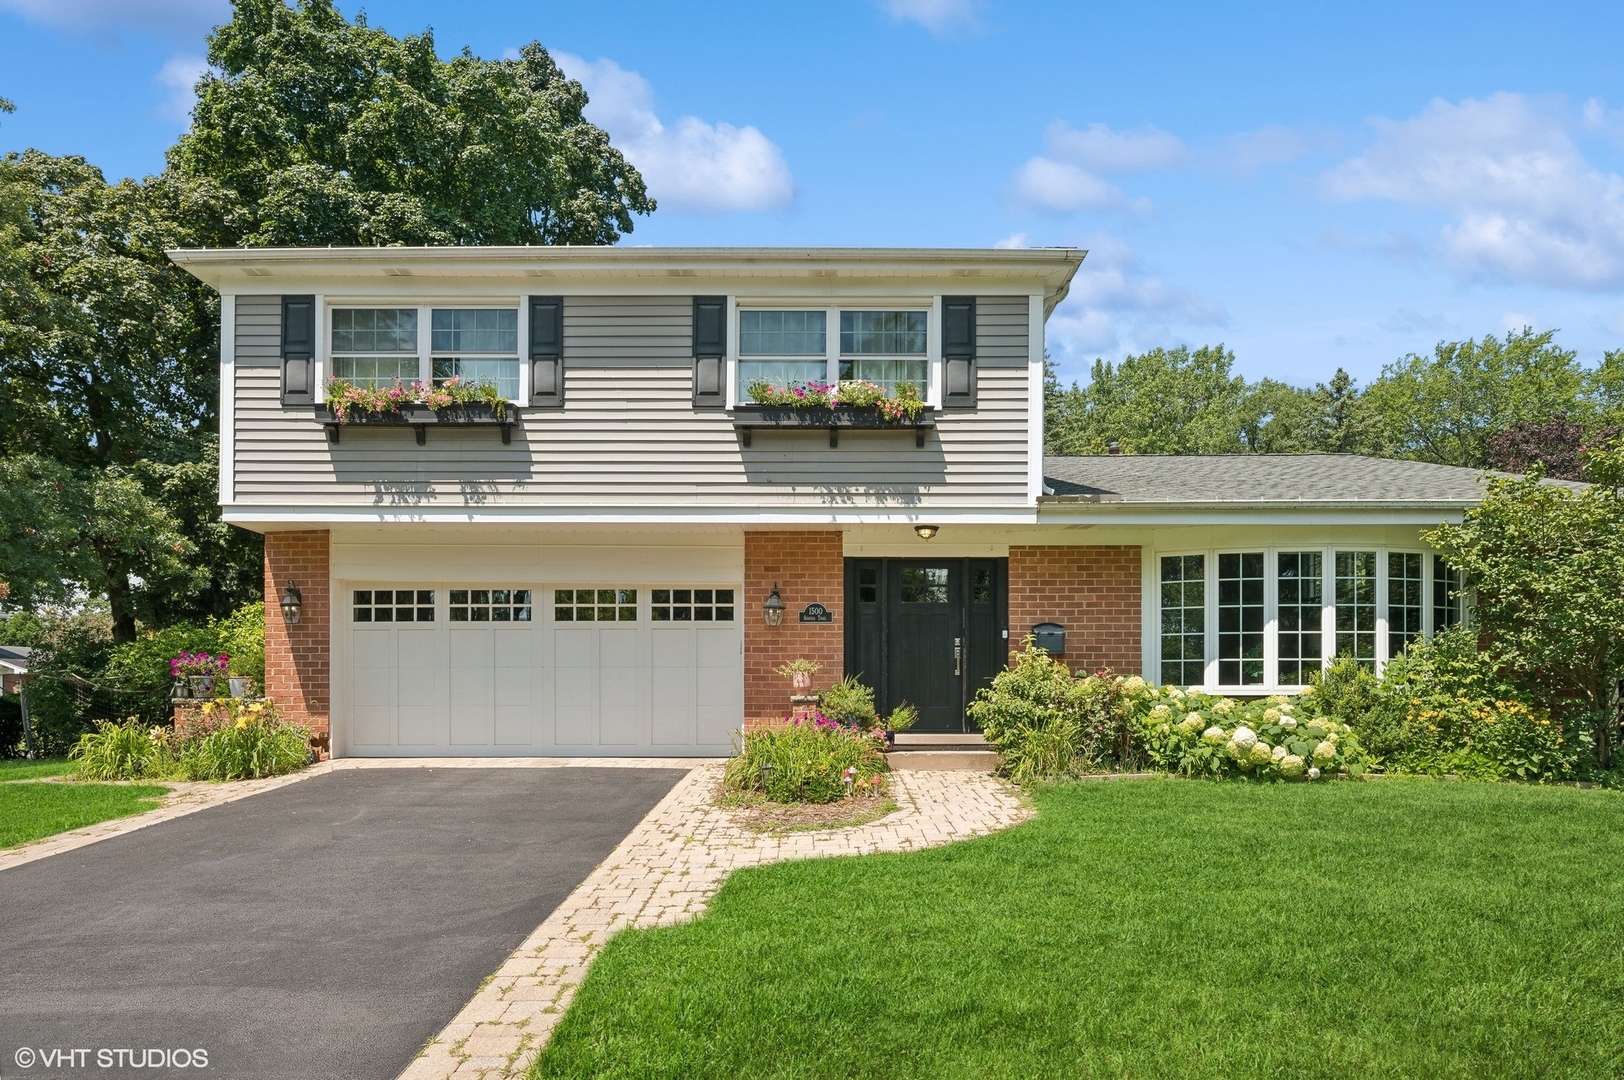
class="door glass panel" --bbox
[900,567,949,603]
[857,567,879,604]
[1217,552,1264,685]
[971,568,993,604]
[1276,552,1323,685]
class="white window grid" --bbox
[1152,546,1454,692]
[325,303,523,401]
[650,588,736,623]
[731,300,941,405]
[448,588,533,623]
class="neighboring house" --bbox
[0,645,31,697]
[168,246,1485,758]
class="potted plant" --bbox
[743,379,927,425]
[227,671,254,698]
[881,702,919,748]
[171,652,228,697]
[775,657,823,695]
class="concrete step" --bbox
[887,749,1001,772]
[892,732,988,748]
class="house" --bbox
[167,245,1483,758]
[0,645,30,697]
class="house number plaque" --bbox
[798,603,834,624]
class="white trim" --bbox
[227,506,1045,527]
[1027,292,1044,505]
[219,293,235,506]
[725,295,738,409]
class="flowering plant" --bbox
[723,710,889,803]
[745,379,927,423]
[1134,686,1372,781]
[323,376,507,423]
[171,652,228,678]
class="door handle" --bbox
[954,637,962,676]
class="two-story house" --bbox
[169,246,1484,758]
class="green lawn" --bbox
[0,757,76,781]
[0,781,169,848]
[534,779,1624,1080]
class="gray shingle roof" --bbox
[1042,454,1583,507]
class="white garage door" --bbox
[342,583,742,756]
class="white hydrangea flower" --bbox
[1262,707,1281,723]
[1307,766,1322,780]
[1280,754,1305,777]
[1279,716,1298,731]
[1202,725,1226,744]
[1231,726,1258,751]
[1312,740,1337,763]
[1306,720,1328,738]
[1266,694,1290,707]
[1122,675,1147,693]
[1149,704,1172,719]
[1278,701,1294,714]
[1167,687,1186,700]
[1248,742,1273,766]
[1186,711,1205,725]
[1225,739,1243,760]
[1214,698,1237,714]
[1272,744,1288,761]
[1298,685,1315,697]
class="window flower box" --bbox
[319,377,516,444]
[729,404,937,447]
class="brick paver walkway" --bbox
[399,764,1031,1080]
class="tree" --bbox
[1424,450,1624,768]
[166,0,654,247]
[1047,345,1253,455]
[1363,329,1587,467]
[1484,415,1622,481]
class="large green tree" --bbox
[167,0,654,246]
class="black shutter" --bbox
[692,296,726,408]
[280,295,315,406]
[942,296,976,408]
[529,296,563,408]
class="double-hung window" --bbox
[432,309,520,400]
[331,308,419,388]
[1157,545,1460,691]
[738,310,827,394]
[839,310,927,393]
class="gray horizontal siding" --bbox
[231,294,1032,508]
[235,295,281,367]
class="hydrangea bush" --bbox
[1135,686,1372,781]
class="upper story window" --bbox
[432,309,519,400]
[839,310,927,394]
[738,309,826,394]
[331,308,418,388]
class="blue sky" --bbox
[4,0,1624,389]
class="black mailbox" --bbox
[1031,622,1066,656]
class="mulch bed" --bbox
[715,783,900,833]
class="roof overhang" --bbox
[165,245,1085,315]
[1035,498,1471,526]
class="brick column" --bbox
[263,530,331,742]
[743,530,845,729]
[1008,545,1142,676]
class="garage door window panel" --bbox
[555,589,637,622]
[652,588,736,622]
[354,589,435,623]
[450,589,533,623]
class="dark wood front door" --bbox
[845,558,1008,733]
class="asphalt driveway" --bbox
[0,766,687,1079]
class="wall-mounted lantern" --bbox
[913,524,940,541]
[280,581,304,625]
[763,583,785,626]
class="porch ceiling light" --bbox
[280,581,304,625]
[764,583,785,626]
[914,524,940,541]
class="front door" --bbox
[844,558,1008,733]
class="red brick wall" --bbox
[1008,545,1142,676]
[744,530,845,728]
[263,530,331,738]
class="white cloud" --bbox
[556,52,794,213]
[1322,92,1624,289]
[0,0,225,38]
[1499,311,1543,334]
[1008,121,1186,215]
[1212,124,1314,174]
[1042,121,1190,173]
[154,54,208,124]
[993,232,1031,249]
[1010,158,1147,215]
[879,0,976,35]
[1046,235,1228,357]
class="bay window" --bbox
[1156,546,1460,691]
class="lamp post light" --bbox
[763,583,785,626]
[280,581,304,625]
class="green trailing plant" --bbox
[723,713,888,804]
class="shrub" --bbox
[724,713,888,803]
[68,700,311,781]
[70,718,180,780]
[967,644,1149,783]
[1136,689,1372,781]
[818,675,877,727]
